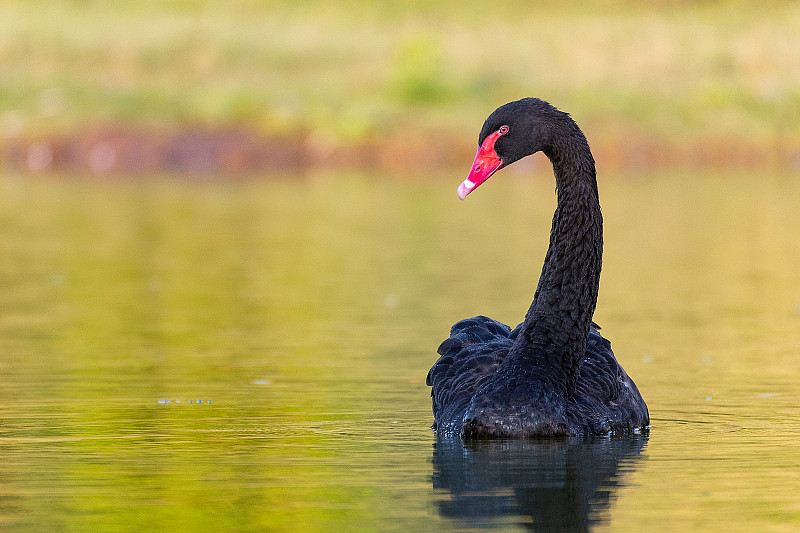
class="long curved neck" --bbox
[510,126,602,394]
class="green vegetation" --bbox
[2,1,800,151]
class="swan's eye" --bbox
[499,125,509,135]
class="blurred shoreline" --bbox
[3,126,799,177]
[5,2,800,179]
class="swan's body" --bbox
[427,98,649,437]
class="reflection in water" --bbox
[432,434,649,532]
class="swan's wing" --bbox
[576,327,623,403]
[427,316,514,431]
[572,327,650,432]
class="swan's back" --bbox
[427,317,649,436]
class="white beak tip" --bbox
[457,181,471,200]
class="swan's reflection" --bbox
[432,433,648,532]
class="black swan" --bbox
[427,98,649,437]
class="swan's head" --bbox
[458,98,566,200]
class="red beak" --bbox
[457,129,504,200]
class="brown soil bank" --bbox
[3,126,800,177]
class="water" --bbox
[2,170,800,532]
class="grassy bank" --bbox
[2,0,800,166]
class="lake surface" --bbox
[2,170,800,532]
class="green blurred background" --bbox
[3,0,800,175]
